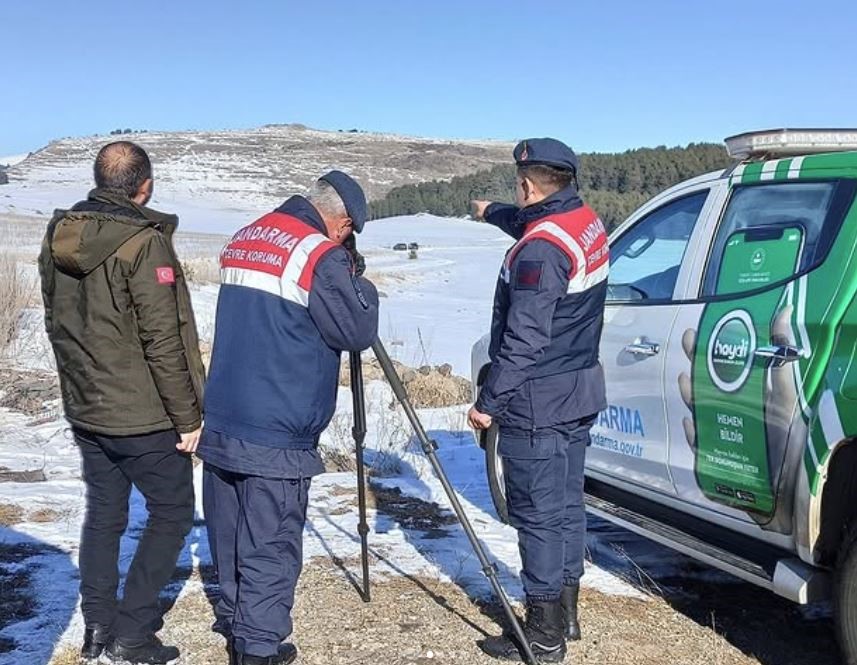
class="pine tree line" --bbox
[369,143,731,230]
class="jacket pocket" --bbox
[501,379,534,428]
[498,431,562,517]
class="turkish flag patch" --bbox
[156,266,176,285]
[515,260,543,290]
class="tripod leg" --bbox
[350,351,371,603]
[371,341,537,665]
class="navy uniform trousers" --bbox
[499,418,592,600]
[203,464,312,658]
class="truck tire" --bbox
[836,524,857,664]
[484,424,510,524]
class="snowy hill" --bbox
[0,125,513,233]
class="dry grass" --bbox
[404,369,471,409]
[0,503,62,526]
[340,357,472,409]
[328,358,469,478]
[0,253,36,358]
[45,645,77,665]
[320,412,358,472]
[182,257,221,285]
[0,502,24,526]
[27,508,60,523]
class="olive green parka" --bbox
[38,189,205,436]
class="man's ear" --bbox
[521,176,534,203]
[134,178,153,206]
[337,217,353,240]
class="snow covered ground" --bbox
[361,214,509,374]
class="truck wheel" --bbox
[836,525,857,664]
[485,424,509,524]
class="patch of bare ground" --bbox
[45,558,806,665]
[654,574,839,665]
[0,366,60,416]
[369,483,457,538]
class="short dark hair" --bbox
[517,164,575,195]
[94,141,152,198]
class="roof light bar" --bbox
[725,128,857,160]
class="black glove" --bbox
[343,234,366,277]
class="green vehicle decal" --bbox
[692,228,804,515]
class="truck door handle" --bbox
[754,345,804,365]
[624,340,660,357]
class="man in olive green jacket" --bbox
[39,141,204,665]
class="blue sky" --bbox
[1,0,854,155]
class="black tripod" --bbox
[349,350,371,603]
[348,341,537,665]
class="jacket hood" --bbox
[50,189,178,277]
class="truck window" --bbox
[702,180,857,296]
[608,191,708,302]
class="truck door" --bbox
[589,189,713,495]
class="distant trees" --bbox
[0,168,7,185]
[109,128,148,135]
[369,143,732,230]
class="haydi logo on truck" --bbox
[707,310,756,392]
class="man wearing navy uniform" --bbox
[469,138,609,662]
[198,171,379,665]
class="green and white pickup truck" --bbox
[471,129,857,663]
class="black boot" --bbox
[560,584,581,641]
[80,624,111,660]
[235,643,298,665]
[103,635,180,664]
[479,598,566,662]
